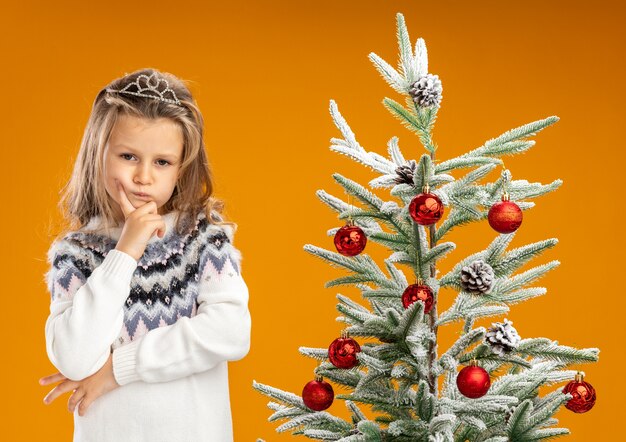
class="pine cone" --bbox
[460,259,494,294]
[393,160,417,185]
[409,74,443,108]
[485,319,521,356]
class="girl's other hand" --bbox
[39,353,120,417]
[114,179,166,261]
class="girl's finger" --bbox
[115,180,137,219]
[137,213,166,238]
[78,395,92,417]
[68,388,85,414]
[39,372,67,385]
[134,199,159,216]
[43,380,78,405]
[148,218,167,239]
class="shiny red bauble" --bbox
[488,194,523,234]
[563,373,596,413]
[334,223,367,256]
[457,363,490,398]
[302,376,334,411]
[409,192,444,225]
[328,333,361,369]
[401,284,434,314]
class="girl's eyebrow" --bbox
[114,143,180,160]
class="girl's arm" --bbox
[110,229,251,385]
[44,243,137,381]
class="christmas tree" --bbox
[253,12,599,441]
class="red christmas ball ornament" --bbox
[401,282,434,314]
[334,221,367,256]
[302,375,334,411]
[563,372,596,413]
[488,192,523,234]
[457,360,490,398]
[328,330,361,369]
[409,185,444,225]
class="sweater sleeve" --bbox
[44,242,138,381]
[111,227,251,385]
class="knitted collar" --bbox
[80,210,190,245]
[71,210,207,269]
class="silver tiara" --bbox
[105,73,182,106]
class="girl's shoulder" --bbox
[48,226,94,252]
[200,208,237,244]
[195,210,243,274]
[45,231,100,274]
[58,228,115,259]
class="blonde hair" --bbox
[51,67,235,241]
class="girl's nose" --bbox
[134,165,153,184]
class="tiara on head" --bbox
[105,72,182,106]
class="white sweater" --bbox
[44,210,251,441]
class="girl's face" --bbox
[103,114,184,223]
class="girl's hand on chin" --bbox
[114,179,166,261]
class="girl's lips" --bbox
[133,193,152,200]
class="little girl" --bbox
[38,68,251,441]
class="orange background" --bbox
[1,0,623,440]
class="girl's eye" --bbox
[120,154,170,167]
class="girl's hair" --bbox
[52,67,236,240]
